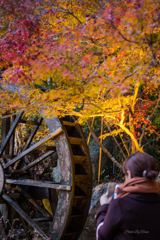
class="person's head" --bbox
[123,152,158,181]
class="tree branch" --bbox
[87,119,122,169]
[111,22,147,45]
[118,123,143,152]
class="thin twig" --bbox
[105,122,127,160]
[139,94,160,146]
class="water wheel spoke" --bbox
[19,188,53,218]
[22,150,55,171]
[0,213,7,239]
[2,193,49,240]
[15,199,31,240]
[0,112,24,156]
[4,127,63,169]
[14,117,43,169]
[5,179,71,191]
[22,117,43,152]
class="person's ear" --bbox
[127,170,133,179]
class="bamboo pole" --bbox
[87,117,95,146]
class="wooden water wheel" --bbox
[0,113,92,240]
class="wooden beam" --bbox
[5,179,71,191]
[22,150,55,171]
[4,127,63,169]
[0,112,24,156]
[69,137,82,145]
[73,156,87,164]
[75,175,88,181]
[2,193,49,240]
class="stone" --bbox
[79,183,109,240]
[53,159,60,183]
[89,136,115,184]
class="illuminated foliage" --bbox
[0,0,160,159]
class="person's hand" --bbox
[100,194,113,206]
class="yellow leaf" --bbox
[42,199,53,216]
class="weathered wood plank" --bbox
[69,137,82,145]
[75,174,89,181]
[4,127,63,169]
[5,179,71,191]
[62,121,75,126]
[22,150,55,171]
[0,112,24,156]
[20,189,53,218]
[2,193,49,240]
[73,156,87,164]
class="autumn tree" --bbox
[0,0,160,169]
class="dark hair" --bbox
[123,152,158,180]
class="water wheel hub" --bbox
[0,163,4,195]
